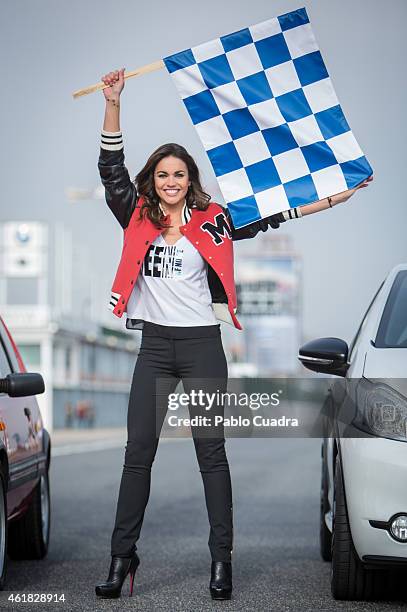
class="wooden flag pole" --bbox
[72,60,165,99]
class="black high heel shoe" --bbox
[95,553,140,598]
[209,561,232,600]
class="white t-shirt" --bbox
[126,234,218,326]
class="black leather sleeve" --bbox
[225,208,286,241]
[98,148,137,229]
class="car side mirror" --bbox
[0,373,45,397]
[298,337,349,377]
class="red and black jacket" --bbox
[98,147,284,330]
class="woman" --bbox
[95,68,371,600]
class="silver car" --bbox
[299,263,407,600]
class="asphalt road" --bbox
[1,437,406,611]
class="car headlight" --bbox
[390,515,407,542]
[355,379,407,442]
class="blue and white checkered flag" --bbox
[163,7,372,229]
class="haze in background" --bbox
[1,0,406,342]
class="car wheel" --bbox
[0,468,8,590]
[8,470,50,560]
[331,455,375,600]
[320,441,332,562]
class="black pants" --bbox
[111,321,233,562]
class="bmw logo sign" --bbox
[16,224,30,244]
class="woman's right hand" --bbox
[101,68,125,101]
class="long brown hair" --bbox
[135,143,211,228]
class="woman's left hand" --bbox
[331,175,373,206]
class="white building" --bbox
[0,221,138,432]
[224,233,302,376]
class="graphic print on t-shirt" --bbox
[143,243,184,278]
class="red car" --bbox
[0,316,50,588]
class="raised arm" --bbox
[98,68,136,229]
[305,176,373,215]
[228,174,373,238]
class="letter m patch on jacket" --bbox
[200,213,232,245]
